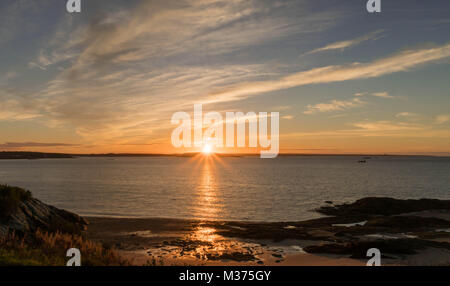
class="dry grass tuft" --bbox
[0,229,129,266]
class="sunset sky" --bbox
[1,0,450,155]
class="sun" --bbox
[202,144,213,154]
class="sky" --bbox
[1,0,450,155]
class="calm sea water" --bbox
[0,156,449,222]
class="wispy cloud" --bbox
[303,29,384,55]
[3,0,450,152]
[304,97,365,114]
[28,62,47,70]
[435,114,450,124]
[353,121,423,132]
[33,0,336,71]
[0,89,42,121]
[372,92,394,98]
[207,42,450,103]
[12,0,339,145]
[396,112,419,119]
[282,120,450,139]
[13,39,450,144]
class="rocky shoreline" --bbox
[1,186,449,265]
[85,197,450,265]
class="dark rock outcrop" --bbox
[364,216,450,228]
[0,197,88,237]
[303,239,450,258]
[316,197,450,217]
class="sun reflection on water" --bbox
[177,154,256,262]
[189,156,225,258]
[193,156,219,220]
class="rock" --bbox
[206,252,256,262]
[306,229,336,239]
[365,216,450,229]
[303,239,450,258]
[0,196,88,237]
[317,197,450,217]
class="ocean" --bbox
[0,156,449,221]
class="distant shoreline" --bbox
[1,151,449,160]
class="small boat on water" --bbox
[358,160,367,163]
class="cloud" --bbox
[354,91,395,98]
[435,114,450,124]
[282,120,450,139]
[304,97,365,114]
[38,0,336,71]
[28,62,47,70]
[372,92,394,98]
[18,40,450,144]
[5,0,450,149]
[352,121,423,132]
[304,29,384,55]
[282,115,294,120]
[0,90,42,121]
[396,112,419,119]
[207,42,450,103]
[0,142,78,149]
[282,129,450,142]
[14,0,339,144]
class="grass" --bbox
[0,230,129,266]
[0,185,32,221]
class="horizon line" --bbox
[1,151,449,157]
